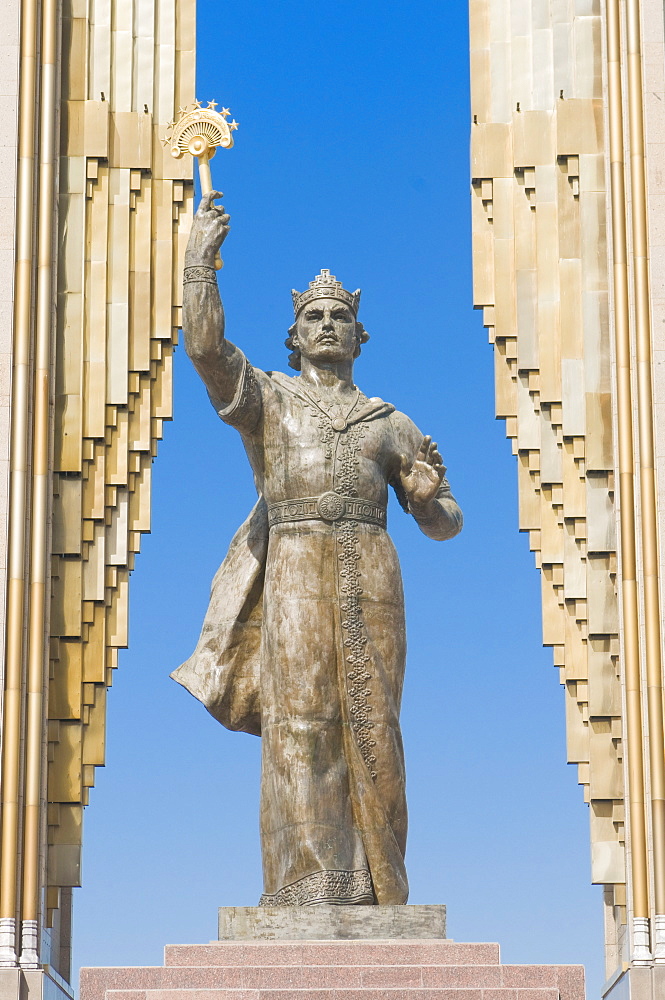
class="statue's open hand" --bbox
[186,191,230,266]
[400,436,446,509]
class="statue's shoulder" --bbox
[360,390,392,407]
[261,370,313,404]
[362,395,394,417]
[381,404,410,427]
[384,407,425,447]
[264,370,297,390]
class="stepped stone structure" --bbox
[80,937,586,1000]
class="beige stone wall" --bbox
[469,0,625,972]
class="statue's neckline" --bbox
[269,372,394,427]
[296,381,361,428]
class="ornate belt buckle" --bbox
[316,491,346,522]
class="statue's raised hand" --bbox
[185,191,231,267]
[400,436,446,509]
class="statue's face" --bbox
[294,297,358,365]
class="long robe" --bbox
[172,357,462,906]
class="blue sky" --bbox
[75,2,604,996]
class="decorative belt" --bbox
[267,492,387,529]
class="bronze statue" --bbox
[172,192,463,907]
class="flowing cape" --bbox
[170,498,267,736]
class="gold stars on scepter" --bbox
[161,101,240,152]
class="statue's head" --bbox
[286,269,369,371]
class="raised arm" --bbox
[182,191,244,409]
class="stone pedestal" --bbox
[80,911,586,1000]
[218,904,447,941]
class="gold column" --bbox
[19,0,58,969]
[606,0,652,965]
[625,0,665,958]
[0,0,38,966]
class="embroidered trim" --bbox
[183,264,217,284]
[268,494,386,529]
[330,421,378,779]
[336,422,365,498]
[259,869,374,907]
[237,362,258,414]
[317,409,335,459]
[218,360,260,432]
[338,520,377,779]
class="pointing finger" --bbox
[417,435,431,461]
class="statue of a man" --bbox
[172,192,463,907]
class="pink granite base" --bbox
[80,939,585,1000]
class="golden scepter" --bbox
[163,100,239,269]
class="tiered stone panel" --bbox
[469,0,626,939]
[45,0,195,935]
[80,941,585,1000]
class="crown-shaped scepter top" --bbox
[291,269,361,317]
[162,101,239,269]
[163,100,239,162]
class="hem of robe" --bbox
[259,868,375,907]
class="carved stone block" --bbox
[217,904,447,941]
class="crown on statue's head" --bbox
[291,269,361,318]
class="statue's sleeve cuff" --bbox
[217,359,263,434]
[436,476,455,500]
